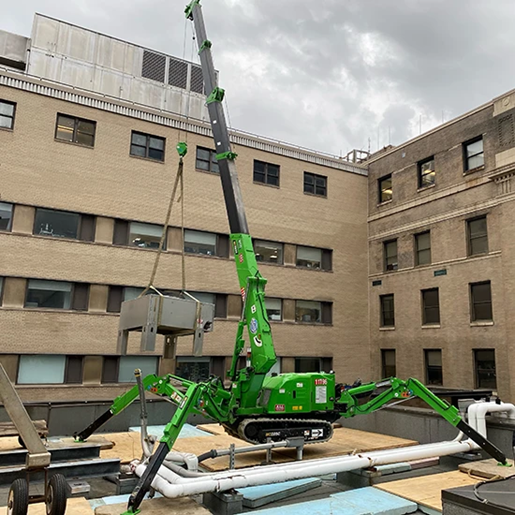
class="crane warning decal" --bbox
[250,318,258,333]
[274,404,285,412]
[315,386,327,404]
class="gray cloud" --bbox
[5,0,515,155]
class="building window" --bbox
[381,350,396,378]
[254,160,280,187]
[55,114,96,147]
[384,240,398,271]
[34,208,95,241]
[0,277,3,306]
[130,131,165,161]
[124,287,145,302]
[470,281,493,322]
[129,222,164,249]
[425,349,443,385]
[296,246,332,270]
[191,292,227,319]
[304,172,327,197]
[295,358,321,373]
[265,298,282,321]
[118,356,159,383]
[464,137,484,172]
[415,231,431,266]
[176,357,210,382]
[102,357,119,383]
[378,174,392,203]
[0,100,16,129]
[418,157,435,188]
[474,350,496,389]
[467,216,488,256]
[0,202,13,231]
[17,355,84,385]
[25,280,72,309]
[380,294,395,327]
[254,240,284,264]
[196,147,219,173]
[295,300,331,324]
[184,229,217,256]
[422,288,440,325]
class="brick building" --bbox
[0,15,369,402]
[368,90,515,401]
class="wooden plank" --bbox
[100,432,143,464]
[95,496,210,515]
[375,470,480,511]
[197,423,226,436]
[0,434,113,453]
[458,458,515,479]
[0,420,48,437]
[28,497,93,514]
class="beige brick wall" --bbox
[0,84,369,401]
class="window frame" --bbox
[55,113,96,147]
[470,281,493,322]
[383,239,398,271]
[0,99,16,130]
[424,349,443,386]
[0,202,14,232]
[415,231,431,266]
[195,146,219,174]
[253,160,280,187]
[184,229,218,256]
[474,349,497,389]
[380,294,395,328]
[254,239,284,265]
[265,297,283,321]
[378,174,392,203]
[296,245,322,270]
[303,172,327,197]
[421,288,440,325]
[418,157,435,189]
[381,349,396,378]
[130,131,166,162]
[467,216,488,257]
[463,136,484,173]
[33,208,81,241]
[128,221,165,250]
[24,279,73,310]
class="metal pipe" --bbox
[134,437,480,499]
[468,402,515,437]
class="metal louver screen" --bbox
[190,64,204,94]
[142,50,166,83]
[498,113,514,147]
[168,58,188,89]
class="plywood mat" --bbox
[101,427,418,471]
[375,470,480,511]
[458,457,515,479]
[95,496,210,515]
[28,497,93,514]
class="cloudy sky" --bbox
[4,1,515,155]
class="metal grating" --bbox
[142,50,166,83]
[190,64,204,94]
[498,113,514,147]
[168,58,188,89]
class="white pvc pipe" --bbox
[134,438,480,498]
[468,402,515,437]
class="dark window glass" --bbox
[295,300,321,323]
[217,234,230,258]
[464,137,484,171]
[254,240,284,264]
[0,277,4,306]
[55,114,96,146]
[130,131,165,161]
[425,349,443,385]
[0,202,13,231]
[304,172,327,197]
[321,302,332,324]
[113,220,129,246]
[184,229,217,255]
[65,356,84,384]
[25,280,72,309]
[79,215,96,242]
[378,174,392,203]
[265,298,282,321]
[384,240,398,271]
[34,208,80,239]
[196,147,219,173]
[380,294,395,327]
[422,288,440,325]
[0,100,16,129]
[129,222,164,249]
[474,349,496,389]
[470,281,493,321]
[415,231,431,266]
[102,357,119,383]
[176,358,210,382]
[297,246,322,269]
[253,160,280,187]
[295,358,321,373]
[107,286,123,313]
[418,157,435,188]
[381,349,396,378]
[72,283,90,311]
[468,216,488,256]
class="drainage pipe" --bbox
[134,437,480,498]
[468,402,515,438]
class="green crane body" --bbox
[73,1,508,513]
